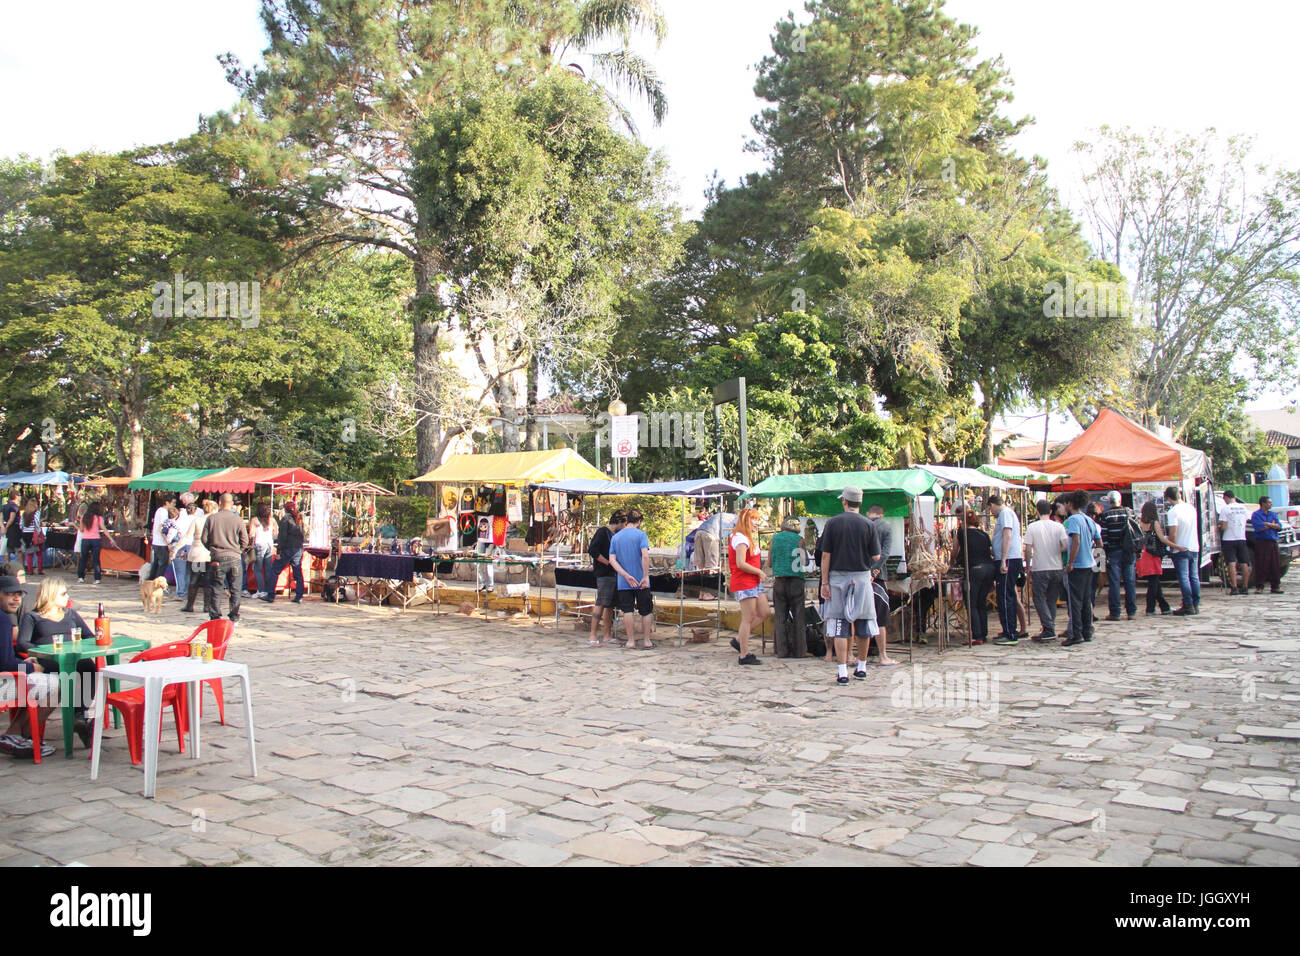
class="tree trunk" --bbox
[497,375,521,452]
[523,352,541,451]
[127,412,145,478]
[412,250,441,478]
[979,389,997,465]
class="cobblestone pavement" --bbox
[2,573,1298,866]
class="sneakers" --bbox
[1271,588,1284,595]
[738,654,761,665]
[729,638,741,652]
[0,736,54,758]
[993,634,1020,646]
[1061,637,1085,647]
[253,591,266,599]
[1104,614,1121,622]
[1031,631,1056,643]
[77,578,85,584]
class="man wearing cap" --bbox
[0,575,56,757]
[1218,490,1251,595]
[769,516,808,658]
[819,487,882,684]
[1099,490,1138,621]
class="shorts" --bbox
[1222,540,1251,565]
[595,575,618,609]
[618,587,654,617]
[824,570,874,625]
[733,585,766,601]
[852,587,890,636]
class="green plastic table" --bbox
[27,635,151,758]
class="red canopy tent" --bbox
[189,467,329,494]
[1000,409,1209,490]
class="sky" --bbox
[2,0,1296,432]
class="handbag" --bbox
[1135,549,1163,578]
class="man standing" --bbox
[146,492,176,583]
[819,487,881,685]
[1099,490,1139,621]
[1064,490,1100,647]
[1218,490,1251,595]
[1250,496,1284,595]
[171,494,197,603]
[989,495,1026,645]
[1164,486,1201,615]
[586,511,625,646]
[858,504,895,668]
[769,516,808,659]
[608,509,655,650]
[203,493,249,624]
[1024,499,1068,641]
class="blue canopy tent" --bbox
[529,477,751,644]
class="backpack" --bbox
[804,602,827,657]
[1121,512,1144,555]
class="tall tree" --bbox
[1075,127,1300,435]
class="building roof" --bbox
[1264,430,1300,449]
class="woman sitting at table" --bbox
[0,574,57,757]
[16,578,96,747]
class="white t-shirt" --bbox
[1166,501,1199,551]
[1025,518,1069,572]
[1218,501,1248,541]
[174,510,196,547]
[151,506,169,547]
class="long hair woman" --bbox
[18,497,41,576]
[77,500,108,584]
[248,501,278,599]
[1136,500,1172,615]
[17,577,97,747]
[727,507,771,665]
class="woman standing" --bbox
[1136,500,1172,615]
[263,501,305,603]
[181,500,219,615]
[248,502,278,599]
[727,507,771,666]
[950,510,996,645]
[18,498,42,576]
[76,501,109,585]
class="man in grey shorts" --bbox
[819,487,882,685]
[587,511,626,646]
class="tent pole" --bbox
[678,494,686,646]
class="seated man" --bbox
[0,575,56,758]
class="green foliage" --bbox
[579,494,690,550]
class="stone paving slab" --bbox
[0,574,1297,866]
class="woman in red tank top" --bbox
[728,507,772,665]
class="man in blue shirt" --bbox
[1064,490,1101,647]
[609,509,655,649]
[989,495,1026,645]
[1250,496,1284,594]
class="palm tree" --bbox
[530,0,669,135]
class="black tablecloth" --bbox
[335,552,434,582]
[44,530,77,551]
[554,567,688,595]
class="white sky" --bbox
[2,0,1295,426]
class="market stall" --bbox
[1001,408,1218,566]
[529,477,749,643]
[743,469,943,656]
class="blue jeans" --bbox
[1171,550,1201,609]
[252,547,274,594]
[77,539,102,582]
[172,553,190,598]
[266,549,304,601]
[1106,549,1137,617]
[146,545,170,582]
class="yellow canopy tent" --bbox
[411,448,608,487]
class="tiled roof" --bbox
[1265,430,1300,448]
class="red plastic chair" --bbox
[186,620,233,725]
[102,641,193,767]
[1,671,45,764]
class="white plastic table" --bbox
[88,658,257,798]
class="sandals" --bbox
[642,641,655,650]
[587,639,601,647]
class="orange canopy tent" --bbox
[1000,409,1209,490]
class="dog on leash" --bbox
[140,576,168,614]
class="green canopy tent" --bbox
[742,469,940,516]
[127,468,231,491]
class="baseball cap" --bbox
[840,486,863,504]
[0,575,23,593]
